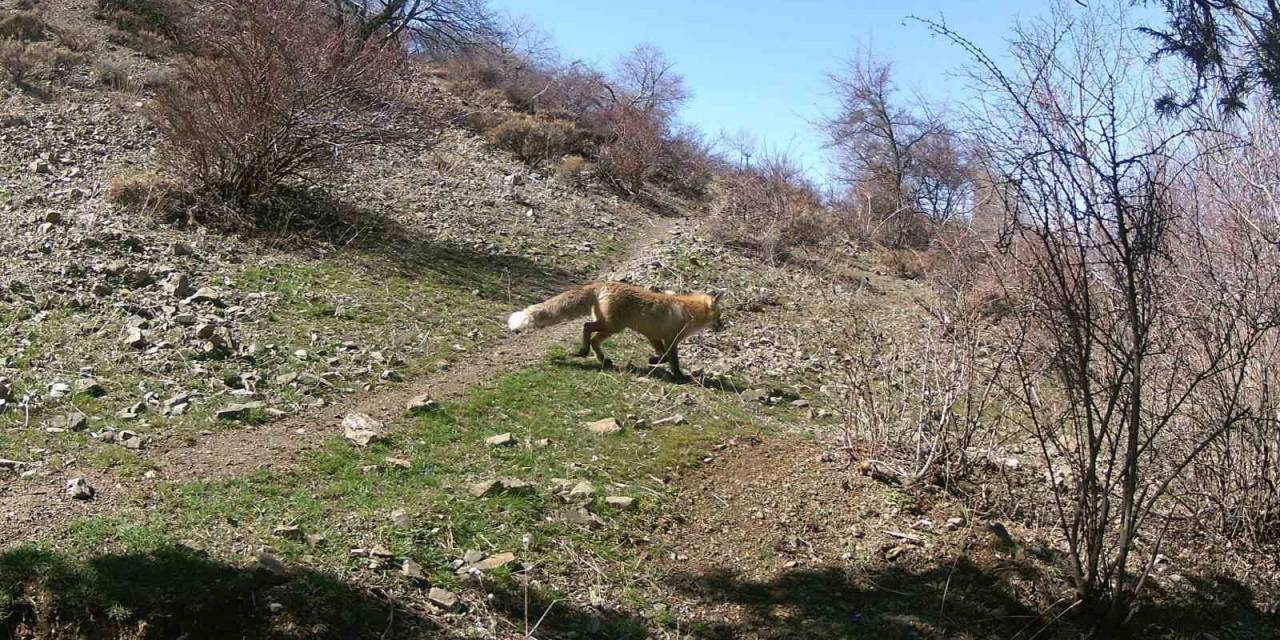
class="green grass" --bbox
[1,354,769,637]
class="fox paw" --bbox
[600,358,615,370]
[575,348,591,358]
[648,355,664,365]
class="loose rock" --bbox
[342,412,384,446]
[485,432,516,447]
[66,477,94,500]
[585,417,621,434]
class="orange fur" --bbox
[507,281,725,378]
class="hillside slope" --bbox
[2,2,1277,639]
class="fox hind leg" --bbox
[590,330,616,369]
[578,321,603,358]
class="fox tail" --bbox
[507,284,598,332]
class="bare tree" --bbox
[330,0,497,54]
[921,2,1280,630]
[822,52,970,248]
[606,43,690,117]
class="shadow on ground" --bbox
[216,187,588,307]
[0,545,442,639]
[661,560,1278,640]
[550,355,757,395]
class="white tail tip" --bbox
[507,310,530,332]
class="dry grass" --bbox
[94,60,133,91]
[554,154,587,183]
[106,170,188,219]
[487,113,581,164]
[0,9,48,42]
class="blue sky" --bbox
[486,0,1062,182]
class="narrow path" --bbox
[0,215,681,540]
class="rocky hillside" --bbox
[2,1,1276,639]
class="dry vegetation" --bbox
[2,0,1280,637]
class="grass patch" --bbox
[1,356,769,637]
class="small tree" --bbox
[822,52,970,248]
[922,3,1280,630]
[152,0,408,205]
[606,42,689,117]
[330,0,497,55]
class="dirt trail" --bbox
[0,214,680,540]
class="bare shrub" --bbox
[596,106,666,193]
[332,0,497,55]
[656,125,715,198]
[487,113,580,164]
[822,51,971,249]
[922,6,1280,629]
[835,285,1009,488]
[0,10,48,42]
[94,0,186,36]
[1166,104,1280,546]
[94,60,133,91]
[0,38,67,86]
[710,149,828,262]
[0,38,33,84]
[106,27,170,57]
[151,0,409,205]
[54,26,95,52]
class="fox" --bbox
[507,281,726,380]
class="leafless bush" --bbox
[822,51,972,249]
[554,154,587,183]
[0,10,48,41]
[106,170,189,220]
[94,60,133,91]
[1166,104,1280,545]
[151,0,410,206]
[54,26,95,52]
[94,0,188,38]
[329,0,497,56]
[595,105,667,194]
[0,38,71,86]
[487,113,581,164]
[0,39,34,84]
[922,5,1280,629]
[710,149,828,262]
[836,287,1010,489]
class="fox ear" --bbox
[711,290,726,304]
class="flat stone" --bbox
[405,394,437,414]
[468,477,532,497]
[75,379,106,397]
[584,417,621,434]
[401,558,425,579]
[427,587,458,610]
[569,481,595,499]
[485,432,516,447]
[604,496,636,511]
[342,412,384,446]
[272,524,303,540]
[389,509,412,527]
[471,551,516,571]
[182,287,223,306]
[216,402,265,421]
[66,477,94,500]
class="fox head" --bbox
[707,290,727,333]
